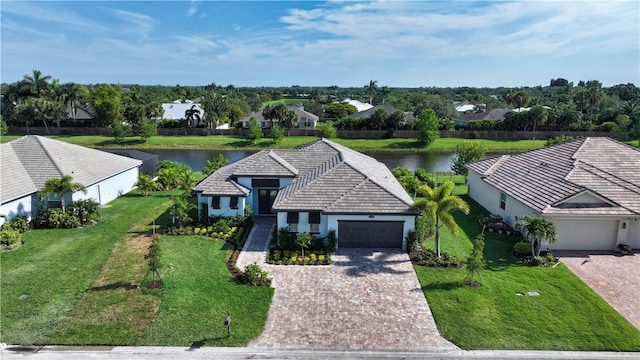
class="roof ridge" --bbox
[276,155,341,205]
[326,177,369,210]
[34,136,64,177]
[267,151,298,175]
[578,161,640,198]
[483,154,510,176]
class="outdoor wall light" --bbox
[622,222,627,229]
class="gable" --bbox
[553,190,617,209]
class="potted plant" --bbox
[618,243,632,255]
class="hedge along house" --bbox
[0,135,142,226]
[193,139,416,249]
[466,137,640,251]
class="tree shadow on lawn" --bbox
[89,282,139,291]
[421,281,465,292]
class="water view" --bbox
[146,149,458,173]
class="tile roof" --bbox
[1,136,142,202]
[466,137,640,216]
[194,138,414,214]
[456,108,511,122]
[0,143,37,203]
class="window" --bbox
[47,193,62,209]
[500,193,506,210]
[252,179,280,188]
[229,196,239,209]
[287,212,299,223]
[309,212,321,233]
[212,196,221,209]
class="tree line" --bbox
[2,72,639,142]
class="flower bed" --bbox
[265,249,331,265]
[409,249,463,268]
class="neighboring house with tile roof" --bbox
[240,106,319,129]
[454,108,511,127]
[0,136,142,226]
[193,139,416,249]
[466,137,640,250]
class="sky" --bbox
[1,0,639,88]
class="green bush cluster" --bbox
[513,241,531,255]
[266,248,331,265]
[242,262,270,286]
[0,216,29,250]
[47,208,82,229]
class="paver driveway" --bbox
[557,251,640,331]
[236,219,457,351]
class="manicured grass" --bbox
[1,134,548,153]
[142,235,273,346]
[0,190,174,345]
[0,186,272,346]
[415,196,640,351]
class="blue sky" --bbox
[1,0,638,88]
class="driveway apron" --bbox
[236,218,458,350]
[557,251,640,331]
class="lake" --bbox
[146,149,458,173]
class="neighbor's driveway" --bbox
[236,220,457,350]
[557,251,640,331]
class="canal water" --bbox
[146,149,458,173]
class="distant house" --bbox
[453,101,479,113]
[193,139,416,249]
[343,98,374,112]
[240,106,319,129]
[466,137,640,250]
[454,108,511,128]
[0,136,142,226]
[161,100,206,127]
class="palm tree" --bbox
[60,83,83,120]
[184,105,201,127]
[364,80,377,104]
[134,173,157,196]
[40,175,87,210]
[23,70,52,97]
[514,216,558,257]
[410,182,470,258]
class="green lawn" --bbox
[142,236,273,346]
[0,190,172,345]
[0,188,272,346]
[415,196,640,351]
[0,134,549,153]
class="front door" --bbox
[258,189,278,214]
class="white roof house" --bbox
[161,100,205,126]
[343,99,374,112]
[0,136,142,226]
[466,137,640,250]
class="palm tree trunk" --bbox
[435,218,441,258]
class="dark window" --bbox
[230,196,239,209]
[287,212,299,223]
[212,196,221,209]
[309,212,321,224]
[500,193,506,210]
[252,179,280,187]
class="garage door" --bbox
[338,221,404,248]
[552,219,618,250]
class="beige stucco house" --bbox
[466,137,640,251]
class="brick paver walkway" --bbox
[236,217,458,351]
[557,250,640,331]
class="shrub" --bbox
[0,228,22,250]
[47,209,81,229]
[70,199,100,224]
[406,230,422,254]
[415,168,436,188]
[326,229,337,252]
[513,241,530,255]
[277,227,297,250]
[213,218,230,233]
[242,262,268,285]
[1,215,30,233]
[531,256,545,266]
